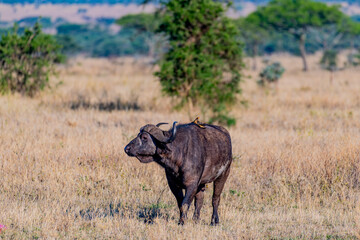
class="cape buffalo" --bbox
[124,120,232,225]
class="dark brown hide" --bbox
[124,121,232,225]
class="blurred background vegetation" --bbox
[2,14,358,59]
[0,0,358,59]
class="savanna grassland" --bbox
[1,53,360,239]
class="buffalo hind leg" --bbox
[193,184,205,222]
[211,166,230,226]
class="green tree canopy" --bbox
[234,13,268,70]
[254,0,346,71]
[339,16,360,36]
[156,0,243,126]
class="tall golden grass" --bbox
[1,53,360,239]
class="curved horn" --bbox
[167,121,178,143]
[156,122,168,127]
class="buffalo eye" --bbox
[141,135,149,142]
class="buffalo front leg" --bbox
[193,184,205,222]
[165,172,184,217]
[211,166,230,226]
[179,184,198,225]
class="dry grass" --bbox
[1,54,360,239]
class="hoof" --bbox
[210,220,219,226]
[192,216,200,224]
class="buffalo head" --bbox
[124,122,177,163]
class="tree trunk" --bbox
[299,33,308,72]
[323,40,328,52]
[252,44,258,71]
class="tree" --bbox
[116,13,166,59]
[254,0,345,71]
[0,23,63,97]
[155,0,243,126]
[337,17,360,66]
[235,13,268,70]
[308,17,360,67]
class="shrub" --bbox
[320,50,340,83]
[320,50,339,71]
[257,61,285,86]
[0,23,63,97]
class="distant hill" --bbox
[0,0,144,3]
[0,0,358,4]
[0,0,358,25]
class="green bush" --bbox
[0,23,63,96]
[346,52,359,67]
[320,50,339,71]
[257,61,285,86]
[320,49,341,83]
